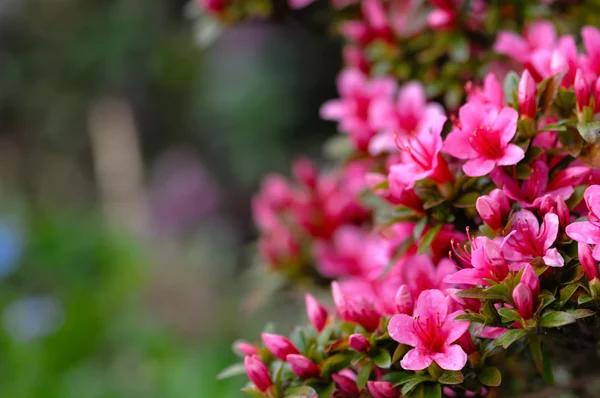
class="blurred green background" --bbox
[0,0,340,396]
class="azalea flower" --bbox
[465,73,504,112]
[445,237,510,286]
[321,68,396,151]
[566,185,600,260]
[388,289,470,371]
[443,104,523,177]
[503,210,564,269]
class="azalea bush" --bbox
[203,0,600,396]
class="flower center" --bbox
[469,125,503,159]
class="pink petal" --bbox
[431,344,468,371]
[369,98,397,131]
[493,107,519,146]
[463,158,496,177]
[483,73,505,110]
[584,185,600,219]
[527,21,557,50]
[540,213,560,251]
[400,348,433,371]
[370,76,397,98]
[513,210,540,236]
[582,26,600,63]
[338,68,366,96]
[566,222,600,244]
[320,100,348,120]
[593,245,600,262]
[444,268,487,285]
[397,82,426,119]
[497,144,525,166]
[368,132,397,155]
[543,247,564,267]
[443,129,476,159]
[414,289,448,320]
[388,314,419,346]
[458,103,487,138]
[494,31,529,63]
[288,0,316,8]
[442,311,471,344]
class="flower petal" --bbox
[388,314,419,346]
[431,344,468,371]
[400,348,433,371]
[540,213,560,251]
[463,158,496,177]
[543,247,564,267]
[444,268,487,285]
[566,222,600,244]
[493,107,519,146]
[413,289,448,320]
[442,311,471,344]
[497,144,525,166]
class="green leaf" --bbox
[523,146,545,163]
[401,376,430,395]
[539,120,567,132]
[423,383,442,398]
[417,224,442,254]
[323,134,353,160]
[455,287,504,300]
[373,348,392,369]
[568,308,596,319]
[320,353,353,376]
[381,371,414,387]
[413,217,428,240]
[578,294,593,305]
[539,311,576,328]
[217,362,246,380]
[356,362,373,390]
[392,343,407,364]
[518,118,536,138]
[537,72,564,113]
[515,163,533,179]
[477,367,502,387]
[453,192,480,208]
[317,383,335,398]
[438,370,464,385]
[497,307,521,324]
[284,386,318,397]
[493,329,528,349]
[241,387,265,398]
[317,324,335,347]
[455,313,487,324]
[577,121,600,144]
[528,334,554,383]
[557,283,579,307]
[503,71,519,105]
[558,127,585,157]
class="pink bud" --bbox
[489,189,511,214]
[244,355,273,392]
[539,195,556,216]
[395,285,413,314]
[520,264,540,299]
[557,197,570,229]
[456,331,476,355]
[286,354,321,378]
[234,341,259,357]
[579,242,599,281]
[305,294,329,332]
[513,283,534,320]
[332,373,359,395]
[261,333,300,360]
[594,77,600,113]
[349,333,370,352]
[575,69,590,111]
[292,158,318,189]
[518,70,537,118]
[331,282,348,317]
[476,195,503,230]
[367,381,398,398]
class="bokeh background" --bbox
[0,1,341,396]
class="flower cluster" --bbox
[202,1,600,397]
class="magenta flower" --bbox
[368,81,444,155]
[286,354,321,378]
[388,289,470,371]
[581,26,600,78]
[513,265,539,321]
[321,68,396,151]
[495,21,557,65]
[349,333,370,352]
[261,333,300,360]
[443,104,523,177]
[465,73,504,112]
[566,185,600,261]
[396,255,456,303]
[367,381,398,398]
[518,70,537,118]
[387,115,453,190]
[331,281,381,332]
[395,284,413,314]
[445,237,510,286]
[476,189,511,230]
[244,355,273,392]
[235,341,259,357]
[491,160,588,209]
[503,210,564,269]
[578,243,599,281]
[305,294,329,332]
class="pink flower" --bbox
[465,73,504,112]
[575,69,591,112]
[369,81,444,154]
[321,68,396,151]
[445,237,510,286]
[288,0,316,9]
[443,104,523,177]
[261,333,300,360]
[395,284,413,314]
[396,255,457,303]
[244,355,273,392]
[332,372,359,395]
[368,381,399,398]
[491,160,588,208]
[349,333,371,352]
[566,185,600,261]
[513,277,537,320]
[305,294,329,332]
[388,289,470,371]
[581,26,600,79]
[332,281,381,332]
[286,354,321,378]
[235,341,259,357]
[386,115,453,190]
[518,70,537,118]
[476,189,511,230]
[503,210,564,269]
[579,242,599,281]
[495,21,557,65]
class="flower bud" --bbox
[575,69,590,112]
[332,282,381,332]
[332,373,359,395]
[349,333,370,352]
[520,263,540,298]
[286,354,321,378]
[518,70,537,118]
[594,76,600,113]
[244,355,273,392]
[476,195,503,230]
[305,294,328,332]
[539,195,556,216]
[261,333,300,360]
[579,242,599,281]
[395,285,413,314]
[234,341,259,357]
[489,189,511,214]
[557,197,570,230]
[455,331,476,355]
[367,381,399,398]
[513,283,534,320]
